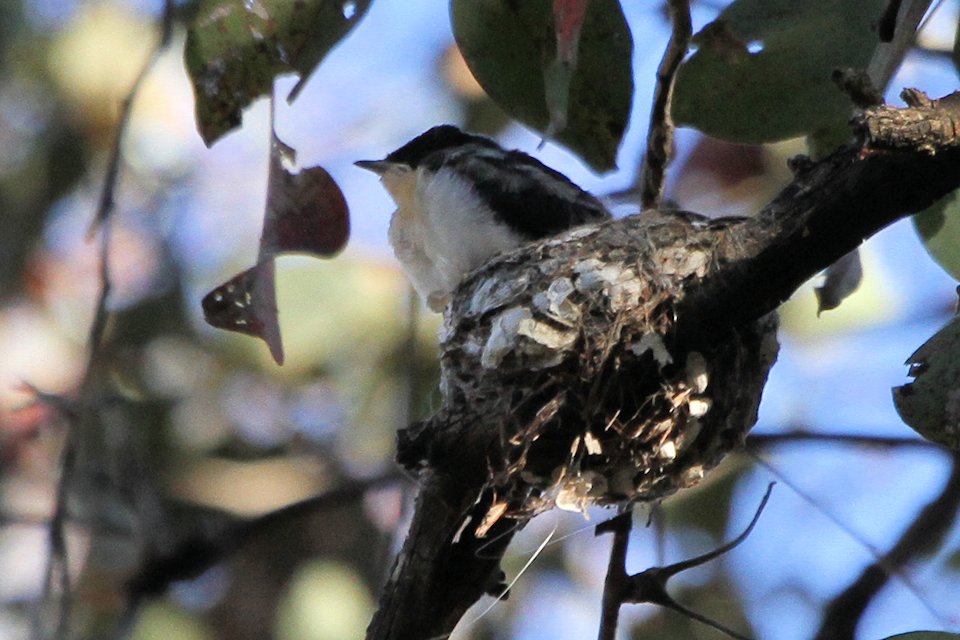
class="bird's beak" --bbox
[354,159,395,175]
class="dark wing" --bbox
[428,145,611,240]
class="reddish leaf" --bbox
[544,0,592,139]
[202,130,348,365]
[202,260,284,365]
[260,134,350,259]
[451,0,631,172]
[553,0,591,66]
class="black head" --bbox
[383,125,499,167]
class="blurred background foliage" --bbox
[1,1,960,639]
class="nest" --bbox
[398,211,780,536]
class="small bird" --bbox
[356,125,611,311]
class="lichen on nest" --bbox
[398,210,780,536]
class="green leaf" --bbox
[914,189,960,280]
[672,0,884,144]
[451,0,632,173]
[185,0,371,146]
[893,316,960,450]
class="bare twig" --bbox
[748,431,948,452]
[90,1,174,233]
[750,427,956,628]
[596,485,774,640]
[639,0,691,209]
[596,509,633,640]
[814,454,960,640]
[637,484,772,585]
[33,3,174,639]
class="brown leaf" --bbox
[201,131,347,365]
[201,260,284,365]
[260,134,350,259]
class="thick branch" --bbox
[679,95,960,344]
[369,93,960,640]
[366,471,515,640]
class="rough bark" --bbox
[365,470,514,639]
[366,92,960,640]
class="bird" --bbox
[356,125,611,311]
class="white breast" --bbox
[388,167,522,311]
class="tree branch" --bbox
[367,92,960,640]
[596,485,772,640]
[640,0,691,208]
[814,453,960,640]
[596,511,633,640]
[748,431,948,452]
[365,472,515,639]
[677,93,960,345]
